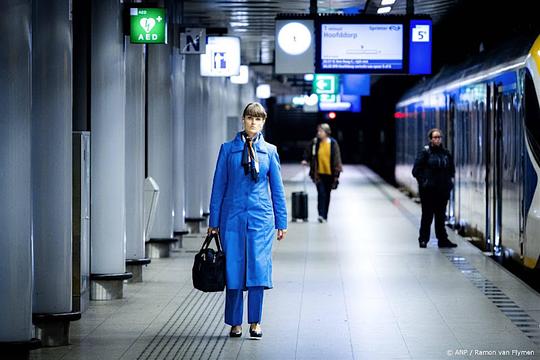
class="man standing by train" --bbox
[412,128,458,248]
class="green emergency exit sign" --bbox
[313,74,339,94]
[130,8,166,44]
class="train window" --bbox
[479,101,486,168]
[524,71,540,165]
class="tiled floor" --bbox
[30,165,540,360]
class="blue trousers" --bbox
[225,286,264,326]
[316,174,334,219]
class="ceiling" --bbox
[180,0,460,66]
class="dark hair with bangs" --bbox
[242,102,267,119]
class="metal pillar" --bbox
[90,0,132,300]
[146,40,177,256]
[184,55,205,233]
[125,39,150,282]
[205,78,227,210]
[172,52,188,247]
[0,1,40,357]
[31,0,80,346]
[407,0,415,15]
[201,77,212,219]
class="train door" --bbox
[447,96,457,227]
[486,82,503,255]
[522,70,540,268]
[454,98,466,231]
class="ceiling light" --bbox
[256,84,271,99]
[304,74,314,81]
[230,15,249,20]
[377,6,392,14]
[230,65,249,84]
[381,0,396,5]
[230,22,249,27]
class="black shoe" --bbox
[419,240,427,248]
[229,326,242,337]
[249,324,262,339]
[438,240,457,248]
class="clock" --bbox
[277,22,312,56]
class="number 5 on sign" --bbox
[412,25,430,42]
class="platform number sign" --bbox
[412,24,430,42]
[130,8,167,44]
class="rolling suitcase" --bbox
[292,167,308,222]
[292,191,308,222]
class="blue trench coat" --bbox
[209,132,288,290]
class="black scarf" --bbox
[241,132,259,181]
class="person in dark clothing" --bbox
[412,128,457,248]
[301,123,343,223]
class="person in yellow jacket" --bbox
[301,123,343,223]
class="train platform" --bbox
[30,165,540,360]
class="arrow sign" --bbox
[313,74,339,94]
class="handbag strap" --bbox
[200,232,223,252]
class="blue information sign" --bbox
[409,19,432,74]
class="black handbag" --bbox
[192,232,226,292]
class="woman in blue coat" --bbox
[208,102,288,339]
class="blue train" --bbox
[395,35,540,269]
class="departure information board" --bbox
[314,15,432,75]
[320,23,404,71]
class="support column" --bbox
[146,41,177,258]
[31,0,81,346]
[200,77,212,229]
[205,78,226,224]
[0,1,40,357]
[184,56,205,234]
[125,41,150,282]
[172,52,188,244]
[90,0,132,300]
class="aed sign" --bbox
[130,8,167,44]
[313,74,339,94]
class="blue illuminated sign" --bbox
[341,94,361,113]
[409,19,432,74]
[315,16,432,75]
[319,23,404,72]
[342,74,370,96]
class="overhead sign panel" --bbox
[130,8,167,44]
[342,74,370,96]
[275,19,315,74]
[230,65,249,84]
[320,23,403,71]
[315,15,432,75]
[313,74,339,94]
[200,36,241,77]
[409,19,432,74]
[180,28,206,54]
